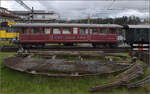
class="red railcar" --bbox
[12,23,123,48]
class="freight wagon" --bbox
[0,22,19,40]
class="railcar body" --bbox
[124,25,150,45]
[12,23,123,48]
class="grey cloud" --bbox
[2,0,149,20]
[39,1,149,19]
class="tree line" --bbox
[57,16,148,25]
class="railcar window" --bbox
[118,29,124,36]
[31,28,40,34]
[62,28,71,34]
[0,27,6,31]
[21,28,28,34]
[73,28,78,34]
[100,28,107,34]
[136,28,147,32]
[136,29,141,34]
[42,27,50,34]
[80,28,88,34]
[53,27,61,34]
[12,27,19,33]
[109,28,116,34]
[91,28,99,34]
[3,28,9,32]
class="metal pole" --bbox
[88,16,90,24]
[31,7,34,23]
[0,0,1,7]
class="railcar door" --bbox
[90,27,101,42]
[90,28,117,44]
[77,27,89,42]
[52,27,62,43]
[90,28,108,43]
[61,27,77,43]
[40,27,52,42]
[30,27,43,41]
[19,27,30,42]
[107,28,117,43]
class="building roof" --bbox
[12,10,56,15]
[0,7,8,10]
[12,23,123,28]
[0,12,19,18]
[128,25,150,29]
[0,7,19,18]
[33,10,56,14]
[12,11,30,15]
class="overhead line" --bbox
[14,0,32,11]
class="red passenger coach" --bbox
[12,23,122,48]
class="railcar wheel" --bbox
[92,44,105,48]
[39,44,45,48]
[110,44,117,48]
[105,44,110,48]
[33,44,45,48]
[22,44,32,49]
[92,43,96,48]
[63,43,74,46]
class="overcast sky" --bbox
[1,0,150,20]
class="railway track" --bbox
[127,74,150,88]
[0,46,131,52]
[90,64,144,92]
[0,46,18,52]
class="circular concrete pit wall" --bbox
[4,56,130,77]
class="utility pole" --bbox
[31,7,34,23]
[15,0,33,23]
[88,16,90,24]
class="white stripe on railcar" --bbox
[133,44,150,47]
[133,48,150,50]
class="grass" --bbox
[0,52,150,94]
[0,41,13,46]
[106,52,131,62]
[117,53,130,57]
[33,53,129,61]
[56,56,105,60]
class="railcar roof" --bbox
[128,25,150,29]
[12,23,123,28]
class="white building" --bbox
[12,10,60,23]
[0,7,19,23]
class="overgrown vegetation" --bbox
[0,52,150,94]
[32,53,128,61]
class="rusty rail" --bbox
[0,46,130,52]
[127,74,150,88]
[90,64,144,92]
[0,46,18,52]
